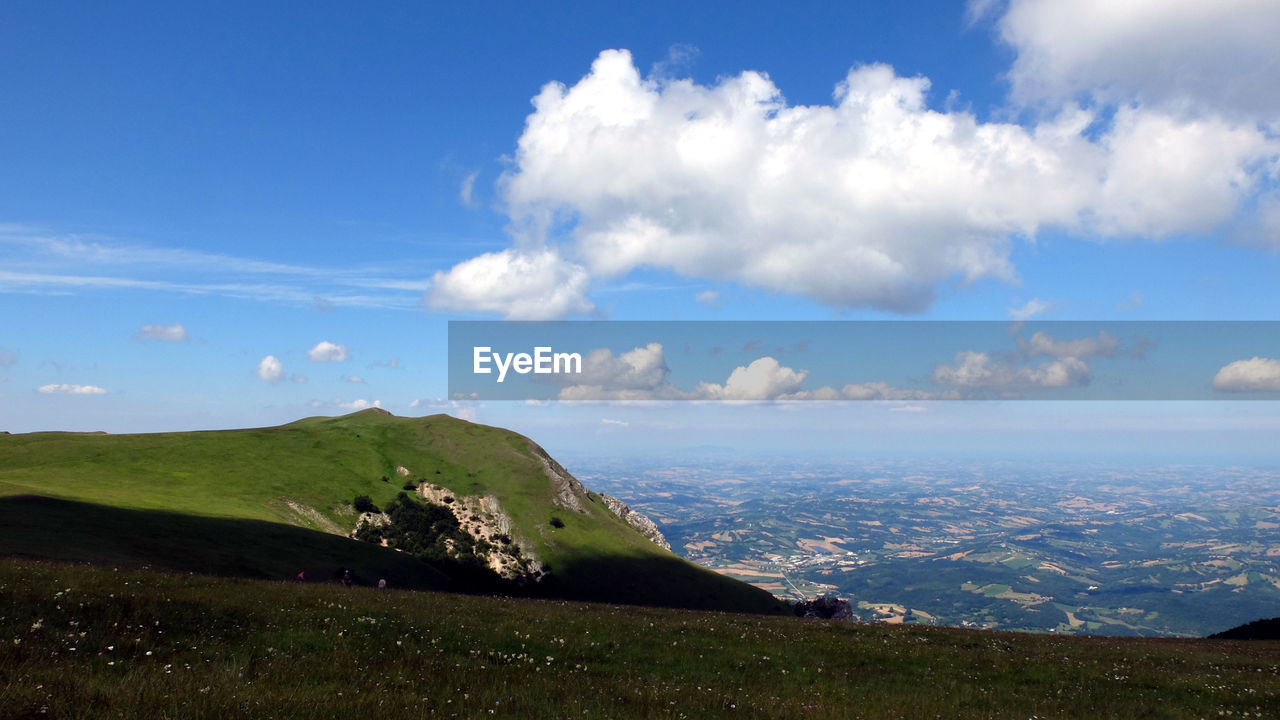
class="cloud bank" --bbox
[429,23,1278,317]
[995,0,1280,119]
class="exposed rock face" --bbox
[415,481,544,580]
[355,448,671,580]
[351,510,391,538]
[528,441,590,513]
[527,442,673,552]
[600,494,672,552]
[282,499,346,534]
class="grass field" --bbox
[2,558,1278,719]
[0,411,780,614]
[5,411,1278,718]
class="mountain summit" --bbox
[0,410,781,614]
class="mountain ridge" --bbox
[0,410,782,614]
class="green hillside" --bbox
[3,558,1277,719]
[0,410,781,614]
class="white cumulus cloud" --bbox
[1088,109,1271,238]
[454,49,1276,316]
[336,398,382,410]
[1019,330,1120,359]
[308,341,350,363]
[257,355,285,384]
[575,343,670,389]
[1213,356,1280,392]
[1009,298,1053,320]
[428,248,595,320]
[933,350,1090,391]
[132,323,188,342]
[37,383,106,395]
[996,0,1280,120]
[556,344,962,402]
[693,357,808,401]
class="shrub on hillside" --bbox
[353,520,383,544]
[793,595,853,620]
[549,516,565,529]
[353,492,502,589]
[353,495,379,513]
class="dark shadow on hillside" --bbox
[0,495,456,591]
[0,496,785,614]
[531,552,788,615]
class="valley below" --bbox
[572,456,1280,637]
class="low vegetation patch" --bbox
[2,559,1278,719]
[354,492,506,587]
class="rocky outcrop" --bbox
[351,510,391,538]
[528,441,591,513]
[415,481,544,580]
[600,494,672,552]
[525,442,672,553]
[358,447,670,579]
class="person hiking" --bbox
[295,570,305,583]
[342,569,352,587]
[377,578,387,590]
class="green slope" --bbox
[0,410,782,614]
[4,558,1278,719]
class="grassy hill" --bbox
[0,410,781,614]
[2,558,1277,719]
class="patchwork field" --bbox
[573,456,1280,636]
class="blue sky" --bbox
[2,1,1279,461]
